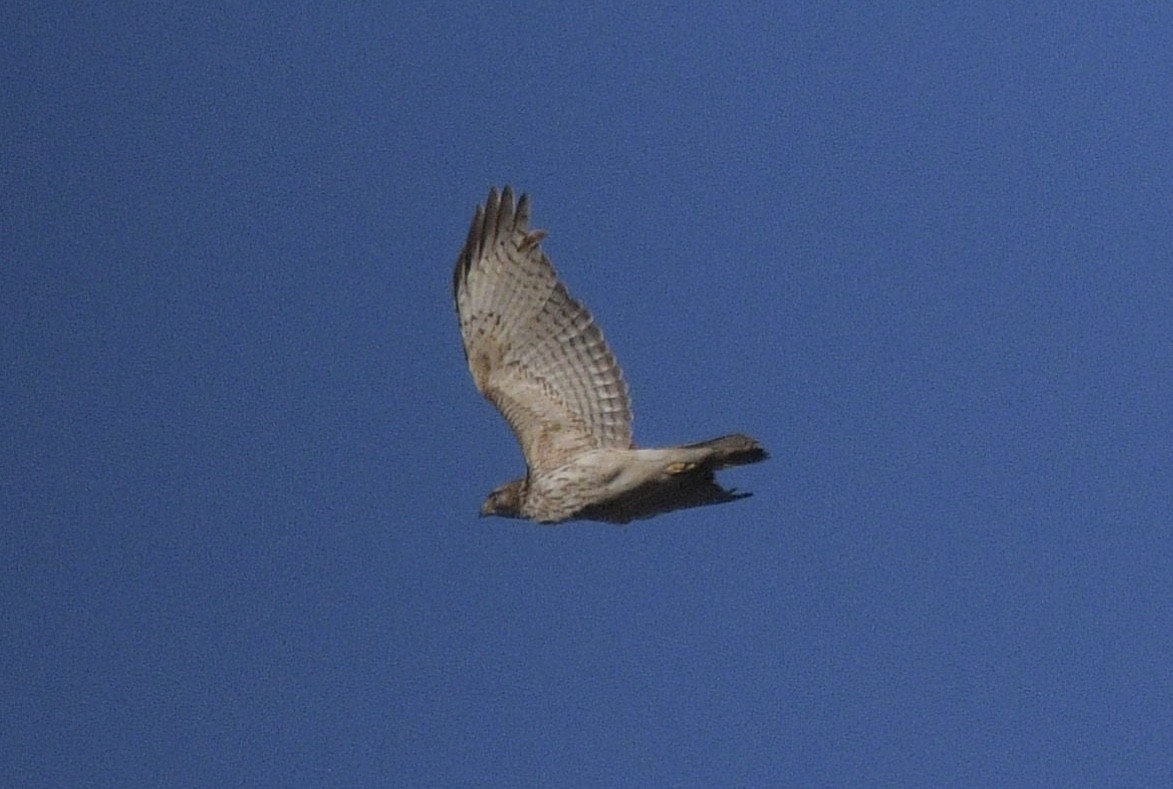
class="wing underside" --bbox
[453,187,633,473]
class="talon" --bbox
[665,461,697,475]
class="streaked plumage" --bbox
[453,187,766,524]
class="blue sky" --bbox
[5,3,1172,786]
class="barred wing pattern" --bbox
[453,187,633,474]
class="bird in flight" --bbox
[453,187,766,524]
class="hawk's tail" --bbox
[683,434,768,469]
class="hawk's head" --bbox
[480,479,524,519]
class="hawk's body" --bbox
[453,187,766,524]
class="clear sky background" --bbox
[5,4,1171,786]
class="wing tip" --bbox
[453,185,535,304]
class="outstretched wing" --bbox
[453,186,633,473]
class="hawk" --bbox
[453,186,767,524]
